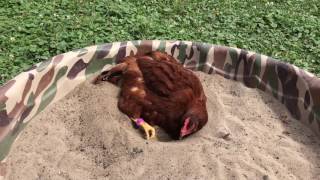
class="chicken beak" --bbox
[179,129,191,139]
[179,133,184,140]
[179,134,187,140]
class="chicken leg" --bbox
[118,96,156,140]
[130,118,155,140]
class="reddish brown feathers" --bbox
[95,51,208,140]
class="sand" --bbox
[4,72,320,180]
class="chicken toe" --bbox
[141,121,156,140]
[131,118,156,140]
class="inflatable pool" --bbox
[0,40,319,178]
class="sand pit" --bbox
[4,72,320,180]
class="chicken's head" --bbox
[179,105,208,139]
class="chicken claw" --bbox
[141,121,156,140]
[131,118,156,140]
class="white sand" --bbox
[5,72,320,180]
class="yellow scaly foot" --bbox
[131,118,156,140]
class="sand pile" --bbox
[5,72,320,180]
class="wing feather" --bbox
[137,57,189,96]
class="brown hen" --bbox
[94,51,208,140]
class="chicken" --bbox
[94,51,208,140]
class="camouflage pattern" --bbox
[0,40,319,177]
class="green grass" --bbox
[0,0,319,85]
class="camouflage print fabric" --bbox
[0,40,319,177]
